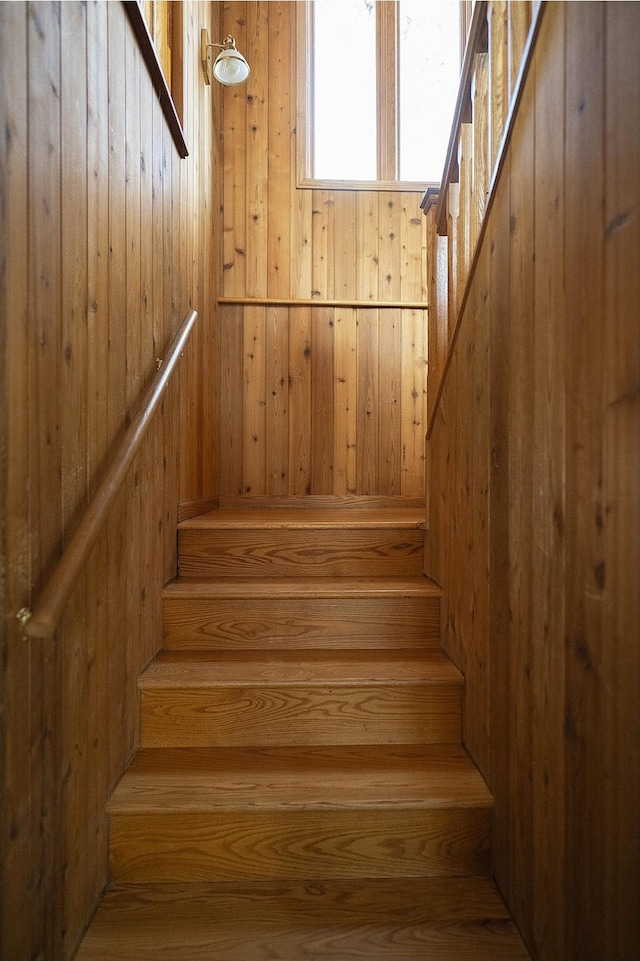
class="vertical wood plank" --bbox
[333,193,358,301]
[220,306,244,496]
[106,0,129,787]
[265,305,289,494]
[267,1,292,299]
[507,0,531,100]
[124,22,142,762]
[333,307,358,495]
[530,8,566,957]
[245,1,268,297]
[356,308,379,493]
[602,4,640,955]
[400,192,425,303]
[378,192,402,302]
[472,53,489,251]
[357,192,379,302]
[291,186,313,299]
[288,306,312,493]
[488,0,508,172]
[400,308,427,498]
[311,307,335,492]
[85,0,111,904]
[311,190,334,300]
[27,4,62,951]
[457,124,473,299]
[563,6,606,956]
[0,6,32,958]
[378,308,402,494]
[487,153,511,895]
[506,69,535,941]
[446,182,460,337]
[243,305,267,495]
[222,2,247,295]
[59,4,89,951]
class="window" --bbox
[301,0,461,187]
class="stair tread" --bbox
[178,508,425,531]
[75,877,530,961]
[108,744,492,812]
[163,574,440,599]
[139,649,462,689]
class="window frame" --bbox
[296,0,461,192]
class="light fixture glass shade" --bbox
[213,49,251,86]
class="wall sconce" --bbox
[201,31,251,86]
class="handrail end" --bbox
[16,607,56,639]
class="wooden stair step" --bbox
[139,650,463,747]
[107,745,492,883]
[178,507,427,530]
[162,576,441,650]
[177,510,425,578]
[108,744,491,811]
[76,877,530,960]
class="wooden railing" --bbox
[18,309,197,639]
[422,1,543,423]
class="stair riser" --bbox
[178,530,424,578]
[140,686,462,747]
[109,808,490,883]
[163,597,441,650]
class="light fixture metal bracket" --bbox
[201,30,249,86]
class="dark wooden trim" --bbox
[218,297,428,310]
[123,0,188,159]
[420,186,440,214]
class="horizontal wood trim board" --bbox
[219,298,428,310]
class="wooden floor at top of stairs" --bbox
[177,507,425,531]
[74,876,530,961]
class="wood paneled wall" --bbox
[219,2,428,498]
[0,3,221,958]
[426,4,640,959]
[220,304,426,497]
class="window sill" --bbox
[297,177,440,193]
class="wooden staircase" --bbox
[76,505,529,961]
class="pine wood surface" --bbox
[162,576,441,650]
[178,532,425,578]
[1,3,222,958]
[179,507,425,529]
[426,4,640,959]
[164,574,439,599]
[140,649,462,688]
[109,807,490,883]
[139,686,461,749]
[75,878,530,961]
[219,0,428,498]
[108,744,492,812]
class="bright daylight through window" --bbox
[312,0,460,184]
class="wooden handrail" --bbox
[18,309,197,639]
